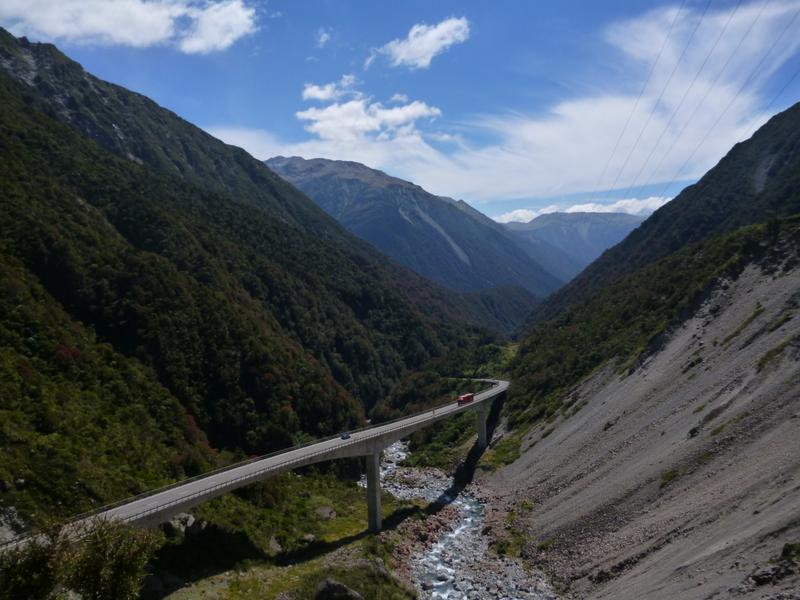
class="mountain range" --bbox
[267,156,645,299]
[0,28,496,519]
[266,156,562,298]
[504,211,644,281]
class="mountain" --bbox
[0,30,495,520]
[486,101,800,598]
[266,156,563,298]
[490,218,800,598]
[505,212,644,281]
[532,101,800,322]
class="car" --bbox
[340,432,351,440]
[457,393,475,406]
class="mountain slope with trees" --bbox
[0,44,491,523]
[532,101,800,322]
[266,156,562,297]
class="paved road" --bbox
[77,378,509,528]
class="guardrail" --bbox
[0,379,504,549]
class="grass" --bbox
[692,403,707,414]
[479,435,522,471]
[659,469,680,488]
[722,303,765,347]
[710,423,727,437]
[536,538,555,551]
[757,335,798,371]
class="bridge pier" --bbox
[366,452,382,532]
[477,404,488,450]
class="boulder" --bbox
[314,578,363,599]
[268,535,283,556]
[315,506,336,520]
[162,512,195,537]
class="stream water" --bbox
[360,442,555,600]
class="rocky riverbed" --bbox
[363,442,556,600]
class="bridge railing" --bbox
[0,379,502,549]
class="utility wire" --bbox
[621,0,741,201]
[642,0,771,196]
[585,0,688,204]
[604,0,713,200]
[656,3,800,201]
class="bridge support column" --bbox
[477,405,488,450]
[366,452,382,532]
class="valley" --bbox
[2,5,800,600]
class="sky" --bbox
[2,0,800,222]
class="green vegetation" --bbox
[535,97,800,323]
[0,61,492,527]
[508,217,800,431]
[757,335,799,371]
[781,542,800,563]
[710,423,727,437]
[692,403,707,414]
[479,435,522,471]
[659,469,680,488]
[536,537,555,551]
[0,519,162,600]
[722,303,765,346]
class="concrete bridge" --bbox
[56,379,508,536]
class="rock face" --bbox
[314,579,364,600]
[266,156,562,298]
[491,263,800,599]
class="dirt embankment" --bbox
[485,264,800,599]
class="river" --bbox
[361,441,555,600]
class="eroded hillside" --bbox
[486,252,800,598]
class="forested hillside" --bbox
[532,101,800,322]
[267,156,561,298]
[0,61,483,521]
[508,217,800,428]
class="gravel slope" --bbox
[487,264,800,599]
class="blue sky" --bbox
[2,1,800,221]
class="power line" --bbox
[656,3,800,200]
[603,0,713,200]
[642,0,772,196]
[621,0,742,201]
[585,0,688,204]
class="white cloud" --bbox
[211,1,800,210]
[494,197,669,223]
[179,1,257,54]
[564,196,671,215]
[367,16,470,69]
[301,74,357,101]
[296,98,441,141]
[316,27,332,48]
[390,93,409,103]
[0,0,257,53]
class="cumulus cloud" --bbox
[302,74,357,101]
[366,16,470,69]
[0,0,257,53]
[316,27,332,48]
[211,1,800,210]
[390,93,409,103]
[494,196,670,223]
[296,98,441,141]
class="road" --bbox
[69,378,509,530]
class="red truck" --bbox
[457,393,475,406]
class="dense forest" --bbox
[0,63,487,521]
